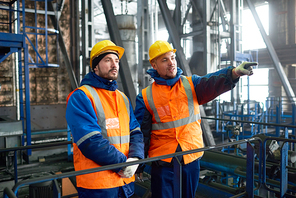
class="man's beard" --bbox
[104,69,118,80]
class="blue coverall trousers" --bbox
[150,158,200,198]
[77,182,134,198]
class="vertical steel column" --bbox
[20,0,26,147]
[137,0,148,92]
[280,129,288,197]
[168,0,182,45]
[137,0,147,91]
[20,0,31,154]
[229,0,236,66]
[19,51,24,146]
[101,0,137,107]
[293,104,296,137]
[276,106,280,136]
[70,0,81,82]
[216,100,219,132]
[81,0,87,78]
[153,0,158,41]
[203,0,211,73]
[80,0,94,76]
[173,157,182,198]
[34,0,38,64]
[24,43,32,155]
[45,0,48,65]
[52,179,61,198]
[247,76,250,114]
[246,142,254,198]
[230,0,237,103]
[16,0,20,121]
[219,0,228,32]
[174,0,182,35]
[287,0,295,45]
[87,0,94,57]
[14,151,18,184]
[137,0,151,91]
[245,0,296,106]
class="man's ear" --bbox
[93,65,98,72]
[151,61,157,70]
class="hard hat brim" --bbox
[149,49,176,63]
[90,45,125,68]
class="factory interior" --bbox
[1,0,296,197]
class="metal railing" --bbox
[3,137,261,198]
[0,141,72,184]
[2,117,296,198]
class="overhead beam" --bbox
[48,2,78,90]
[245,0,296,105]
[157,0,191,76]
[101,0,137,108]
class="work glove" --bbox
[118,158,139,178]
[233,62,257,77]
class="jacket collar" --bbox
[80,72,118,91]
[146,67,183,86]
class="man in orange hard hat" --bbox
[66,40,144,198]
[134,40,257,198]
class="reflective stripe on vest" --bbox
[80,85,130,145]
[70,85,135,189]
[146,76,201,130]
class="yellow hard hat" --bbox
[149,40,176,63]
[90,40,125,68]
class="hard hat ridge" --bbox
[90,40,124,68]
[149,40,176,63]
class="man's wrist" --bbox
[232,68,240,79]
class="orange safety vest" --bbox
[68,85,135,189]
[142,76,204,165]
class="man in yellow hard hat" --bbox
[66,40,144,198]
[134,40,257,198]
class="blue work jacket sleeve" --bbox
[134,93,152,159]
[128,99,145,160]
[66,90,127,172]
[192,66,239,105]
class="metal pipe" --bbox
[115,14,138,92]
[234,167,296,192]
[201,151,296,192]
[201,151,248,176]
[14,151,17,184]
[24,129,68,135]
[3,187,17,198]
[0,141,72,153]
[202,116,296,129]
